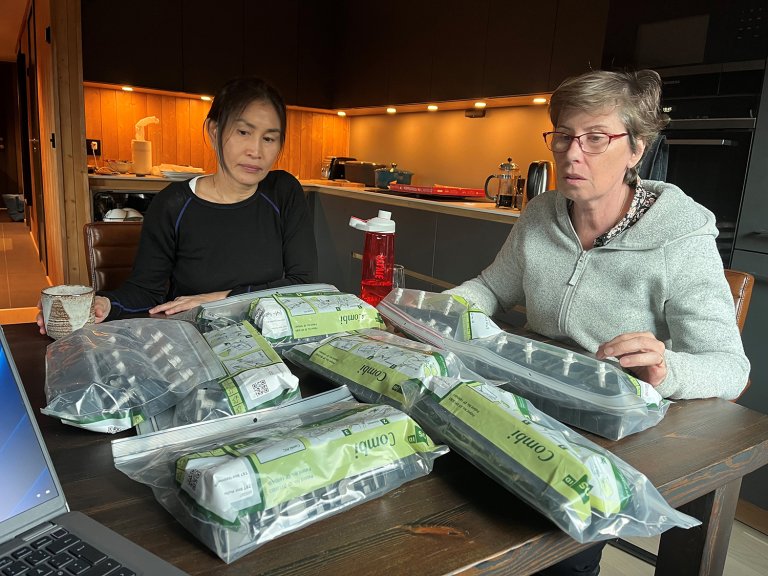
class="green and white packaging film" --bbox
[249,291,385,348]
[285,329,479,407]
[173,321,300,426]
[113,399,447,563]
[42,319,225,433]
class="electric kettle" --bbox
[526,160,553,200]
[484,157,521,208]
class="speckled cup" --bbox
[41,285,96,340]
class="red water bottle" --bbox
[349,210,396,306]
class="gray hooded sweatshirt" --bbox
[448,180,749,400]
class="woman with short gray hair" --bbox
[449,69,750,574]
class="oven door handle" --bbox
[666,138,738,147]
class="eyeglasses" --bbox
[543,131,629,154]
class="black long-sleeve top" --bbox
[101,170,317,319]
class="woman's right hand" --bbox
[36,295,111,335]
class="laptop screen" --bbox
[0,334,60,524]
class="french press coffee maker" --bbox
[484,157,522,209]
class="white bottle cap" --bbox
[349,210,396,233]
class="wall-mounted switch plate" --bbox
[86,138,101,156]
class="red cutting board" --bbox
[388,183,486,197]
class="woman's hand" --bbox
[36,295,111,335]
[149,291,231,316]
[596,331,667,387]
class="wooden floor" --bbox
[0,209,51,323]
[602,520,768,574]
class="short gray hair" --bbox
[549,70,670,186]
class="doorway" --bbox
[20,2,47,273]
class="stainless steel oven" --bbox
[659,61,764,267]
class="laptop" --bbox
[0,327,188,576]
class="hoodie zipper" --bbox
[558,248,591,335]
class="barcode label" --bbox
[186,468,202,492]
[247,379,270,399]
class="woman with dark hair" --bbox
[448,69,750,574]
[39,77,316,331]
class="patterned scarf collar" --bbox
[567,182,660,248]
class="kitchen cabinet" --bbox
[312,192,438,294]
[332,3,391,108]
[310,188,517,318]
[81,0,335,108]
[81,0,184,92]
[429,1,489,101]
[242,1,299,104]
[548,0,609,89]
[182,0,244,96]
[483,0,557,97]
[386,0,433,106]
[296,2,337,109]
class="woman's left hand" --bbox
[596,331,667,387]
[149,291,231,316]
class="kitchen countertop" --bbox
[301,182,521,224]
[89,173,174,192]
[87,176,523,223]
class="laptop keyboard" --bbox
[0,527,136,576]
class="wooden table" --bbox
[7,322,768,576]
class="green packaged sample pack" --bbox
[404,375,698,543]
[175,404,442,526]
[288,330,699,543]
[285,329,475,407]
[249,291,385,346]
[173,321,300,426]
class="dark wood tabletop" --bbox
[6,322,768,576]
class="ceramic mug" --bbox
[40,285,96,340]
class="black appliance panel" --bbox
[664,128,754,265]
[659,64,763,267]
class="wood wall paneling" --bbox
[84,85,350,179]
[160,95,178,165]
[175,97,191,167]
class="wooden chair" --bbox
[725,269,754,333]
[83,222,142,292]
[610,268,754,565]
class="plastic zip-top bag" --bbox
[193,283,340,334]
[43,319,225,433]
[172,320,300,427]
[400,375,698,543]
[286,331,697,543]
[377,290,669,440]
[285,328,485,408]
[112,395,448,563]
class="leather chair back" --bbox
[83,222,142,292]
[724,269,754,333]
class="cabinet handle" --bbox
[666,139,737,147]
[750,230,768,237]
